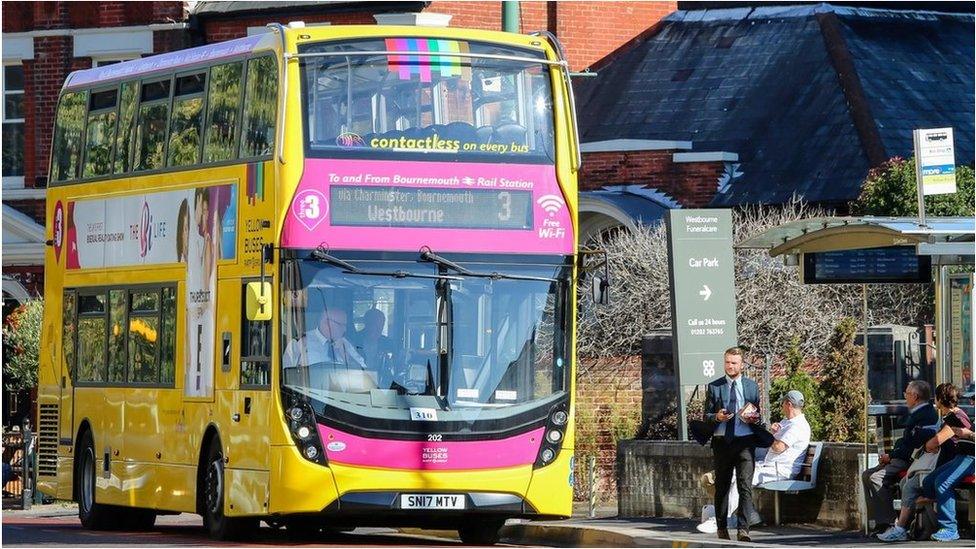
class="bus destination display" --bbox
[330,186,533,230]
[803,246,931,284]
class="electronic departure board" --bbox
[803,246,931,284]
[330,186,533,230]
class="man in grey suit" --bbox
[705,347,764,542]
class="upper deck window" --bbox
[168,72,207,167]
[300,38,555,164]
[240,56,277,158]
[134,78,171,171]
[83,89,118,178]
[50,91,87,182]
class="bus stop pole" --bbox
[862,283,870,536]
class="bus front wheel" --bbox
[458,520,504,545]
[201,440,258,540]
[77,430,112,529]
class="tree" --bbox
[3,300,43,392]
[768,335,824,440]
[852,157,975,217]
[818,318,867,443]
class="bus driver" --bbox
[283,308,368,374]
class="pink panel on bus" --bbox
[317,424,545,470]
[281,159,573,255]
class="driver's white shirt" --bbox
[283,329,366,370]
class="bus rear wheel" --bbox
[201,441,257,540]
[77,430,111,530]
[458,520,504,545]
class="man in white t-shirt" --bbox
[283,308,367,371]
[698,390,811,533]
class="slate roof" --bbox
[575,3,975,208]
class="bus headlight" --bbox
[534,403,569,469]
[284,397,326,465]
[552,410,568,425]
[288,407,304,422]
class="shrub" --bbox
[3,300,44,392]
[853,157,975,217]
[818,318,867,443]
[768,336,825,440]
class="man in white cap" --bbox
[698,390,812,533]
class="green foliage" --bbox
[853,157,975,217]
[768,336,825,440]
[818,318,867,443]
[2,300,44,392]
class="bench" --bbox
[755,442,824,525]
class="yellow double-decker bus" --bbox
[37,22,581,543]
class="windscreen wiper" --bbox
[310,248,460,281]
[420,247,558,282]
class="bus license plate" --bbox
[400,494,466,510]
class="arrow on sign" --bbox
[699,285,712,300]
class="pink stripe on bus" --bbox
[318,424,545,470]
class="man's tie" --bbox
[725,380,738,442]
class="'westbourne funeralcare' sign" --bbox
[667,209,738,387]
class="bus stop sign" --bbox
[667,209,738,386]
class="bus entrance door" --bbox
[216,278,271,515]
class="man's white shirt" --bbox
[283,329,366,370]
[754,413,811,483]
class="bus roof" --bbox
[64,33,270,91]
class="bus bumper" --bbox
[268,443,572,521]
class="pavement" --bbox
[5,502,974,547]
[492,503,975,547]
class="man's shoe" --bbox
[738,532,752,542]
[717,528,730,540]
[696,517,718,534]
[871,523,891,536]
[877,525,908,542]
[930,528,960,542]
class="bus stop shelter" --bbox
[739,216,974,532]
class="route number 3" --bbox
[702,359,716,377]
[301,194,320,220]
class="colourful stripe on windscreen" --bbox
[385,38,469,82]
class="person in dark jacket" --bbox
[861,380,939,533]
[704,347,765,542]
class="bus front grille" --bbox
[37,404,59,477]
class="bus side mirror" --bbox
[590,275,610,306]
[245,282,273,321]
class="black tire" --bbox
[121,507,157,530]
[458,520,504,545]
[200,440,258,540]
[284,517,322,540]
[77,430,112,530]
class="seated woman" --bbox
[878,383,972,542]
[921,387,974,543]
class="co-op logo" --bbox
[139,201,153,257]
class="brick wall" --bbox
[581,150,726,207]
[618,441,871,529]
[3,2,186,191]
[575,355,642,502]
[197,2,675,70]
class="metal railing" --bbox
[2,420,36,510]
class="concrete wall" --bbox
[617,440,867,529]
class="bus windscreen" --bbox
[300,38,555,164]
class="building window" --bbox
[93,58,136,67]
[2,64,25,181]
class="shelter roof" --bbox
[738,216,975,256]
